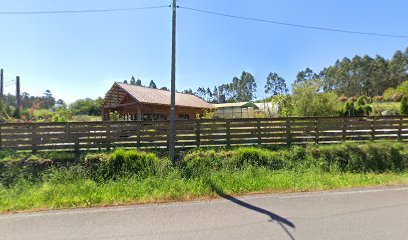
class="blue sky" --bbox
[0,0,407,103]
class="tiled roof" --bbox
[117,83,215,109]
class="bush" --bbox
[374,96,384,102]
[0,153,53,186]
[400,95,408,114]
[393,93,404,102]
[86,149,170,180]
[337,96,349,102]
[181,142,408,175]
[231,147,291,170]
[383,87,397,101]
[83,153,110,180]
[181,148,234,177]
[306,142,407,172]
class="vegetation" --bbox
[1,142,408,213]
[69,98,103,116]
[291,80,339,116]
[400,95,408,115]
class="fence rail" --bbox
[1,116,408,152]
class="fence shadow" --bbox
[209,182,296,240]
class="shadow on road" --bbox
[210,182,296,240]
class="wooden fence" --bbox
[1,116,408,152]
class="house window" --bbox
[179,113,190,120]
[153,113,167,121]
[143,113,167,121]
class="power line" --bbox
[0,5,170,15]
[179,6,408,39]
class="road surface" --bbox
[1,186,408,240]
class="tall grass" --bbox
[1,142,408,213]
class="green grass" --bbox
[1,142,408,213]
[1,168,408,213]
[370,101,400,114]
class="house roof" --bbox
[103,82,215,109]
[213,102,259,109]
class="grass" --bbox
[1,142,408,213]
[1,168,408,213]
[370,101,400,114]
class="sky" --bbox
[0,0,407,103]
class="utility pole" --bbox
[0,69,3,99]
[169,0,177,162]
[16,76,20,112]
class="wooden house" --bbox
[101,82,215,121]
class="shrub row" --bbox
[1,142,408,186]
[181,142,408,176]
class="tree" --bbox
[295,68,317,84]
[149,80,157,89]
[69,98,101,116]
[223,71,257,102]
[195,87,207,100]
[55,99,66,108]
[160,87,169,91]
[388,50,408,86]
[42,90,56,110]
[123,80,128,84]
[130,76,136,85]
[291,80,339,116]
[212,86,219,103]
[265,72,289,116]
[206,87,213,102]
[182,88,194,95]
[136,79,142,86]
[318,48,408,97]
[265,72,288,97]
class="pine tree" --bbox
[130,76,136,85]
[136,79,142,86]
[149,80,157,89]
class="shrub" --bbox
[0,153,54,186]
[396,81,408,96]
[181,148,234,177]
[374,96,384,102]
[400,95,408,115]
[231,147,288,169]
[383,87,397,101]
[337,96,349,102]
[101,149,169,180]
[354,96,373,116]
[393,93,404,102]
[83,153,110,180]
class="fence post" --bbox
[226,119,231,147]
[286,118,291,145]
[137,122,141,149]
[371,117,375,141]
[398,116,403,141]
[31,124,37,153]
[315,117,319,144]
[196,119,201,147]
[342,117,347,142]
[257,119,261,145]
[106,122,111,151]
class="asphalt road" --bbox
[1,186,408,240]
